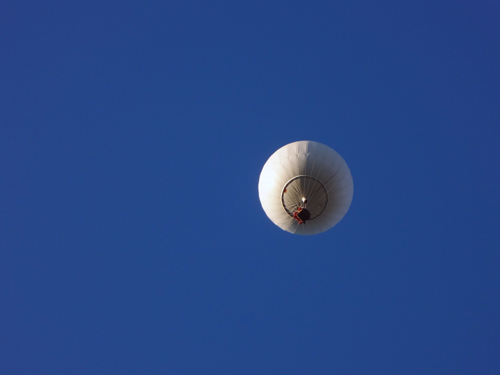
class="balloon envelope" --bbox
[258,140,353,235]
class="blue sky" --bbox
[2,1,500,374]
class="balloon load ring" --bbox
[281,175,328,223]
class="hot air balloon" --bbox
[258,140,353,235]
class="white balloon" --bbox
[258,140,353,235]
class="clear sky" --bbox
[2,1,500,374]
